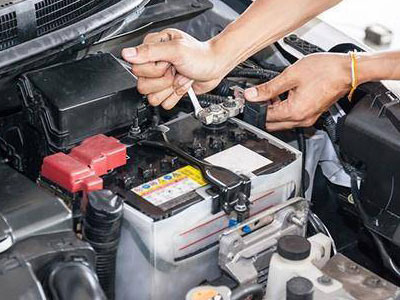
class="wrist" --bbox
[207,34,239,79]
[357,53,383,84]
[336,54,353,92]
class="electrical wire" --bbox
[295,128,307,198]
[309,212,338,255]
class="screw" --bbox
[79,34,86,45]
[317,275,332,286]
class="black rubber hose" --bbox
[231,283,264,300]
[350,172,400,279]
[83,190,124,300]
[228,68,280,80]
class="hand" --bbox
[121,29,224,110]
[244,53,352,131]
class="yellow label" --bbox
[179,165,208,186]
[131,165,208,207]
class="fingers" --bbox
[244,71,297,102]
[173,74,192,91]
[121,40,181,65]
[132,61,170,78]
[265,98,318,131]
[265,121,300,132]
[130,31,174,77]
[147,80,193,109]
[161,80,193,110]
[122,28,190,111]
[143,32,170,44]
[147,87,174,106]
[265,117,317,131]
[267,100,295,123]
[137,67,175,94]
[143,28,182,44]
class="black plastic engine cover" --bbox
[0,161,72,246]
[19,53,146,152]
[0,231,97,300]
[339,82,400,244]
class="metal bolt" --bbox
[346,263,360,274]
[209,104,222,112]
[223,97,236,108]
[191,0,201,8]
[364,276,383,288]
[317,275,333,286]
[288,213,304,227]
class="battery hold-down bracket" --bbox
[137,140,252,221]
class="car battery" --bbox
[114,114,302,300]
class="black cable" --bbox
[231,283,264,300]
[296,128,307,198]
[296,129,318,233]
[197,94,226,108]
[227,68,280,80]
[212,79,238,97]
[350,172,400,279]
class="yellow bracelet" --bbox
[348,51,358,102]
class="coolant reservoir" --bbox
[266,234,341,299]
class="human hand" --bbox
[121,29,224,109]
[244,53,352,131]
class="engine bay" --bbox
[1,0,400,299]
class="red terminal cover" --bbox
[70,134,127,175]
[41,134,127,193]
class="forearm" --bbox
[358,51,400,84]
[210,0,341,76]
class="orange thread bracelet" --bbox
[348,51,358,101]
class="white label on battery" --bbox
[205,144,272,174]
[131,166,207,207]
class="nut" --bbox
[317,275,333,286]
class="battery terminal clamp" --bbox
[195,86,246,126]
[137,140,251,221]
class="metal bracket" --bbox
[218,198,308,284]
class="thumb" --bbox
[244,72,296,102]
[121,41,179,64]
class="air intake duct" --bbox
[83,189,123,300]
